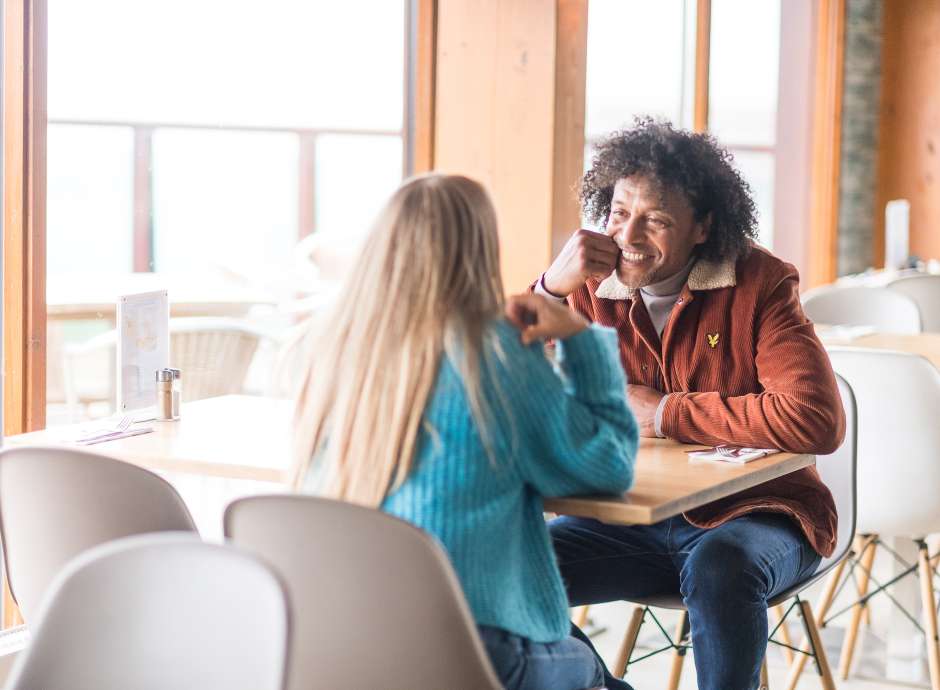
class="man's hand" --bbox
[543,229,619,297]
[627,384,666,437]
[505,293,589,345]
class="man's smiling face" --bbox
[605,176,709,288]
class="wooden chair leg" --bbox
[667,611,690,690]
[612,606,645,678]
[918,541,940,690]
[760,655,770,690]
[784,555,850,690]
[773,603,795,665]
[785,599,835,690]
[572,605,590,629]
[2,577,22,629]
[858,535,875,627]
[839,536,878,680]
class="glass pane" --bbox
[313,134,403,266]
[151,129,298,279]
[731,150,775,249]
[48,0,405,130]
[47,124,134,276]
[46,1,407,429]
[585,0,693,139]
[708,0,781,146]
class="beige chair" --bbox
[801,285,921,334]
[224,494,502,690]
[611,374,858,690]
[0,446,197,622]
[168,317,268,400]
[888,274,940,332]
[4,534,290,690]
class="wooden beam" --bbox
[807,0,845,287]
[693,0,712,133]
[132,127,153,272]
[551,0,588,257]
[298,133,317,237]
[411,0,437,174]
[2,0,46,629]
[3,0,47,437]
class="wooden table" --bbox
[816,328,940,370]
[545,438,814,525]
[6,395,293,484]
[6,395,814,526]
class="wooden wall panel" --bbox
[434,0,586,293]
[550,0,588,257]
[875,0,940,266]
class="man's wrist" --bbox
[654,394,669,438]
[537,273,567,301]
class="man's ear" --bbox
[693,212,711,246]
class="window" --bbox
[708,0,782,247]
[45,0,409,425]
[584,0,810,257]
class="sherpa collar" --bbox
[594,254,738,300]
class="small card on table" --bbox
[686,445,779,464]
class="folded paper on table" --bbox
[686,446,780,464]
[72,423,155,445]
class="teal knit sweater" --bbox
[381,319,638,643]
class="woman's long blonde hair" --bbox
[292,174,505,506]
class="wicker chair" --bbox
[63,317,273,417]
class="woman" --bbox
[293,173,638,690]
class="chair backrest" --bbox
[816,373,857,572]
[224,495,502,690]
[826,347,940,537]
[0,446,197,622]
[4,534,289,690]
[888,274,940,333]
[62,317,269,414]
[802,285,922,334]
[168,317,266,401]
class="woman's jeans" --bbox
[550,512,821,690]
[478,625,634,690]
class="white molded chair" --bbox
[0,447,197,622]
[3,534,290,690]
[826,347,940,687]
[888,274,940,332]
[224,495,502,690]
[613,374,857,690]
[801,285,921,334]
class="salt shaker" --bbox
[156,369,179,421]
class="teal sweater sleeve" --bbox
[489,321,638,497]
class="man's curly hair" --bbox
[581,117,758,262]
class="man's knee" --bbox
[680,537,768,605]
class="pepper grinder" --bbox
[156,369,179,421]
[166,367,182,420]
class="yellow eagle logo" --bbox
[706,333,720,348]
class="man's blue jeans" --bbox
[477,625,633,690]
[550,512,821,690]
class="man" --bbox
[536,119,845,690]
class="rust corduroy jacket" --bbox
[560,245,845,557]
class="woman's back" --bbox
[382,317,637,643]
